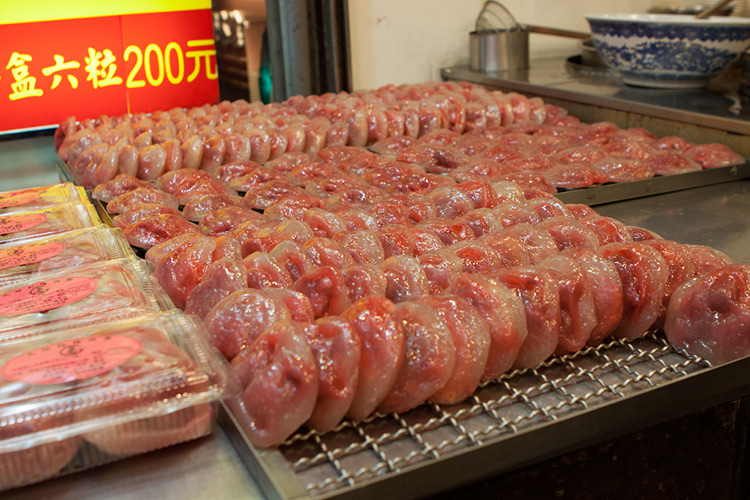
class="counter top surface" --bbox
[2,134,749,499]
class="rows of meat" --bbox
[56,81,744,191]
[88,157,744,448]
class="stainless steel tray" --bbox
[219,333,750,500]
[554,161,750,206]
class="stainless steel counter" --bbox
[2,135,750,499]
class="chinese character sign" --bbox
[0,6,219,133]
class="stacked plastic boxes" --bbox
[0,183,237,491]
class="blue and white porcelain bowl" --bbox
[585,13,750,88]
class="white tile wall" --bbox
[347,0,749,90]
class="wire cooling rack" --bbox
[220,332,750,500]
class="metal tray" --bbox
[554,161,750,206]
[219,333,750,500]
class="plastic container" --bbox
[0,183,89,215]
[0,203,101,244]
[0,257,173,338]
[0,226,134,286]
[0,310,239,491]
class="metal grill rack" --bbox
[220,332,750,500]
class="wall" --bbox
[347,0,748,91]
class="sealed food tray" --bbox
[220,332,750,500]
[0,310,237,491]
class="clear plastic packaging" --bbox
[0,203,101,244]
[0,183,89,214]
[0,226,134,286]
[0,310,239,491]
[0,257,173,338]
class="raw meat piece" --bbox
[645,152,702,176]
[527,197,573,221]
[537,217,600,251]
[665,264,750,364]
[151,234,215,308]
[223,134,252,163]
[287,160,336,187]
[562,248,624,346]
[685,143,745,169]
[341,263,388,302]
[566,204,598,220]
[112,203,181,229]
[106,187,179,214]
[228,169,281,193]
[326,184,388,207]
[492,267,560,367]
[498,172,557,193]
[542,163,606,189]
[600,242,669,340]
[374,225,416,258]
[268,240,316,282]
[501,223,560,264]
[452,274,528,379]
[317,145,366,165]
[480,232,532,268]
[303,208,347,238]
[144,233,196,268]
[377,302,455,414]
[179,134,204,170]
[184,258,248,319]
[381,255,431,303]
[243,252,293,289]
[329,208,379,232]
[264,195,328,221]
[603,140,652,160]
[684,244,733,276]
[503,155,553,173]
[303,237,356,269]
[419,295,491,405]
[554,145,607,165]
[182,193,245,222]
[231,322,318,448]
[122,214,201,249]
[427,185,475,219]
[81,143,120,188]
[462,208,504,237]
[260,289,315,323]
[369,201,410,227]
[411,227,445,255]
[491,202,541,228]
[212,234,242,262]
[203,287,292,360]
[417,250,463,294]
[593,157,655,183]
[450,160,515,183]
[244,128,272,163]
[653,136,691,152]
[537,254,597,354]
[156,168,235,205]
[333,230,386,264]
[642,239,696,327]
[417,219,476,246]
[455,180,499,209]
[304,171,366,198]
[579,215,633,245]
[0,436,81,490]
[342,296,405,420]
[293,266,352,317]
[369,135,416,156]
[214,160,267,183]
[627,225,662,242]
[137,144,168,180]
[304,317,361,432]
[234,219,314,256]
[199,205,263,236]
[443,240,504,274]
[244,180,305,210]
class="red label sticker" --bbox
[0,213,48,235]
[1,335,143,385]
[0,277,97,316]
[0,191,41,209]
[0,242,66,270]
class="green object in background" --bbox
[260,64,272,104]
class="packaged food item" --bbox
[0,257,173,338]
[0,226,134,286]
[0,183,89,214]
[0,203,101,244]
[0,310,238,491]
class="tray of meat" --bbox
[0,226,134,286]
[0,183,89,214]
[0,203,101,245]
[0,257,173,338]
[0,310,239,492]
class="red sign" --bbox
[0,7,219,133]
